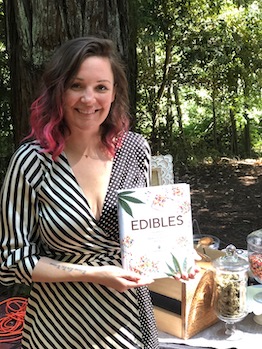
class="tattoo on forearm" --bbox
[49,262,87,274]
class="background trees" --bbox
[0,0,261,184]
[136,0,262,163]
[3,0,135,146]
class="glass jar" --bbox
[247,229,262,304]
[212,244,249,339]
[247,230,262,284]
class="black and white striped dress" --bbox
[0,132,159,349]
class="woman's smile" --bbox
[64,56,115,131]
[76,108,98,115]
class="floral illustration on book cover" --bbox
[117,184,195,279]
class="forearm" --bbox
[32,257,93,283]
[31,257,154,292]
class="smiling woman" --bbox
[63,56,116,136]
[62,56,117,219]
[0,36,161,349]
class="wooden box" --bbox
[149,247,224,339]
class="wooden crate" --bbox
[149,248,224,339]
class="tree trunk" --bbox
[243,111,251,157]
[211,87,218,151]
[4,0,135,146]
[165,85,175,153]
[150,38,173,154]
[243,82,251,158]
[173,85,186,160]
[229,107,238,155]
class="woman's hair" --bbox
[28,36,130,159]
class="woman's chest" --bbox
[72,158,113,220]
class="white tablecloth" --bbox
[158,285,262,349]
[159,313,262,349]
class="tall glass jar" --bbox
[212,244,249,339]
[247,229,262,302]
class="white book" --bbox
[117,183,195,279]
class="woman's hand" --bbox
[172,249,201,281]
[90,265,154,292]
[172,265,200,281]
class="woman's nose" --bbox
[80,88,95,103]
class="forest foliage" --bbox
[135,0,262,163]
[0,0,261,181]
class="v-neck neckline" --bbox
[62,151,116,223]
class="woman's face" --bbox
[63,56,115,133]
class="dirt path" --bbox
[176,159,262,250]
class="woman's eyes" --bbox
[70,83,109,91]
[71,83,81,90]
[96,85,109,91]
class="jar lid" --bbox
[247,229,262,246]
[212,244,249,271]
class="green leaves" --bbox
[118,191,144,217]
[136,0,262,160]
[166,253,192,277]
[166,253,182,277]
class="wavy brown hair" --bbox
[28,36,130,159]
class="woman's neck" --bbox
[64,131,109,160]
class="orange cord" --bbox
[0,297,28,343]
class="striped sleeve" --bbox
[0,144,42,286]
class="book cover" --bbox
[117,184,195,279]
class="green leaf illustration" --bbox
[166,253,182,277]
[182,257,188,271]
[119,190,135,196]
[166,272,176,277]
[166,254,193,277]
[171,253,182,275]
[187,266,193,275]
[119,195,144,204]
[166,263,176,275]
[118,191,145,217]
[118,198,133,217]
